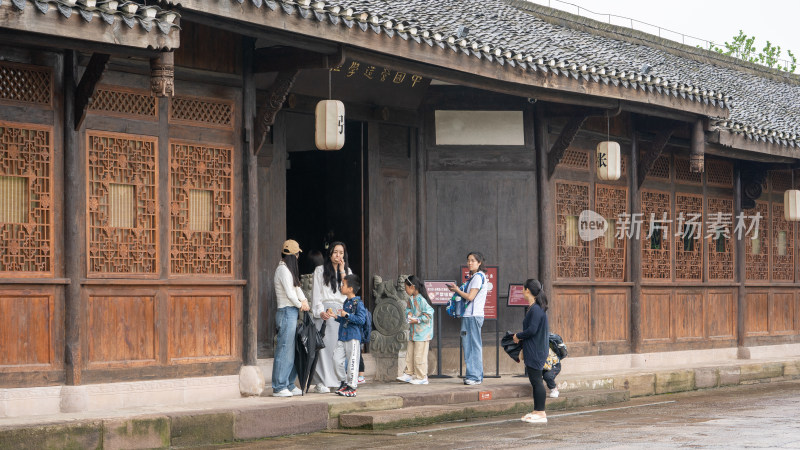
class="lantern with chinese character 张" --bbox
[315,100,345,151]
[785,189,800,221]
[596,141,621,180]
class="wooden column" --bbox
[242,38,258,366]
[63,50,82,385]
[415,121,427,277]
[734,163,747,353]
[629,128,643,353]
[690,119,705,173]
[535,105,552,295]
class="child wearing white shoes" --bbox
[397,275,434,385]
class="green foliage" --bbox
[699,30,797,73]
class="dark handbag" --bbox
[298,312,325,351]
[501,331,523,362]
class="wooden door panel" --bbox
[0,295,53,366]
[770,291,795,335]
[593,289,628,342]
[87,296,155,366]
[642,290,671,342]
[706,290,736,339]
[675,291,704,340]
[550,290,590,344]
[745,292,769,336]
[168,294,233,362]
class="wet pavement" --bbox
[220,380,800,449]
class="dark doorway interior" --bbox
[286,120,365,286]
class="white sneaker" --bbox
[409,378,429,385]
[549,389,559,398]
[464,379,482,385]
[396,373,413,383]
[313,384,330,394]
[291,387,303,396]
[272,389,293,397]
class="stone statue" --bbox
[370,275,410,381]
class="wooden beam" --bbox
[168,0,727,119]
[255,70,298,154]
[708,129,800,161]
[253,46,345,73]
[547,109,597,178]
[637,124,679,187]
[74,53,110,131]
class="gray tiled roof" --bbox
[7,0,180,35]
[185,0,800,149]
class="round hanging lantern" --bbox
[596,141,621,180]
[315,100,345,151]
[785,189,800,221]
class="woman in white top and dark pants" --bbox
[448,252,489,385]
[310,241,352,392]
[271,240,310,397]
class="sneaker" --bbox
[396,373,413,383]
[336,382,348,394]
[549,388,559,398]
[409,378,429,385]
[313,384,330,394]
[272,389,293,397]
[291,387,303,396]
[357,376,366,384]
[464,379,482,385]
[343,386,357,397]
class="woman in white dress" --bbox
[310,241,352,392]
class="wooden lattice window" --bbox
[169,96,234,129]
[706,159,733,187]
[647,155,670,180]
[0,122,52,275]
[556,182,589,279]
[594,184,627,281]
[746,202,770,281]
[87,132,158,275]
[771,170,794,192]
[170,141,233,276]
[641,190,671,280]
[707,198,734,280]
[772,204,794,281]
[674,158,702,184]
[88,86,157,120]
[558,149,589,170]
[0,61,53,108]
[675,193,703,280]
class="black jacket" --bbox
[501,332,522,362]
[517,303,549,370]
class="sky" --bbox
[527,0,800,68]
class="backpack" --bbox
[361,303,373,343]
[446,272,485,318]
[549,333,568,359]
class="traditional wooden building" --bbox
[1,0,798,414]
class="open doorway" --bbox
[286,118,366,289]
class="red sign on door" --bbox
[460,266,498,320]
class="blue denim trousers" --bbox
[271,306,299,391]
[461,316,484,382]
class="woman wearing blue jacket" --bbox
[513,279,550,424]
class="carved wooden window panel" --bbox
[646,155,670,180]
[87,86,157,120]
[87,132,158,276]
[0,122,52,275]
[170,141,233,276]
[746,201,770,281]
[675,193,703,280]
[558,149,589,170]
[641,190,671,280]
[0,61,53,108]
[556,181,589,279]
[706,159,733,187]
[674,158,702,185]
[594,184,627,281]
[707,197,734,280]
[169,96,234,130]
[772,204,794,281]
[770,171,793,192]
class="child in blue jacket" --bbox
[334,274,366,397]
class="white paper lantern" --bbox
[785,189,800,221]
[596,141,621,180]
[315,100,345,151]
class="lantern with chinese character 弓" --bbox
[315,100,345,151]
[785,189,800,221]
[596,141,621,180]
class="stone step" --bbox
[339,388,629,430]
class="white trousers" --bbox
[334,339,361,389]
